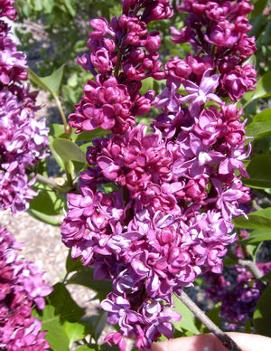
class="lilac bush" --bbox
[61,0,256,349]
[0,225,52,350]
[0,0,48,213]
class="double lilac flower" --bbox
[0,1,48,213]
[173,0,257,101]
[61,0,256,349]
[0,225,52,350]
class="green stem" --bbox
[54,95,71,135]
[62,272,69,284]
[35,174,61,190]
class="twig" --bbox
[177,291,242,351]
[35,174,61,190]
[239,259,264,279]
[54,95,71,135]
[252,199,262,211]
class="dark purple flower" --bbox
[204,260,271,331]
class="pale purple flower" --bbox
[0,90,48,213]
[0,3,48,213]
[180,69,221,115]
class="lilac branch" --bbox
[177,291,242,351]
[239,259,264,280]
[35,174,62,190]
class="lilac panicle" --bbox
[0,1,48,213]
[0,225,52,350]
[61,0,255,349]
[172,0,256,101]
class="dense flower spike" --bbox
[62,0,255,349]
[0,226,52,350]
[173,0,257,101]
[70,1,171,134]
[0,1,48,213]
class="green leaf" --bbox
[93,311,107,341]
[246,243,259,259]
[140,77,154,95]
[49,136,65,170]
[262,270,271,283]
[65,250,83,273]
[234,208,271,230]
[244,154,271,188]
[67,268,112,300]
[74,129,111,142]
[262,22,271,45]
[246,109,271,140]
[28,65,65,97]
[50,123,68,139]
[48,283,85,322]
[27,208,62,226]
[246,228,271,243]
[251,0,268,17]
[43,0,54,13]
[63,0,76,16]
[206,306,221,328]
[64,321,85,346]
[247,72,271,104]
[173,295,200,334]
[30,184,64,216]
[52,137,86,164]
[33,0,43,11]
[76,346,95,351]
[254,285,271,336]
[81,311,107,342]
[36,305,70,351]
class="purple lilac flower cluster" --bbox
[204,261,271,331]
[0,0,48,213]
[61,0,255,349]
[0,225,52,350]
[172,0,256,101]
